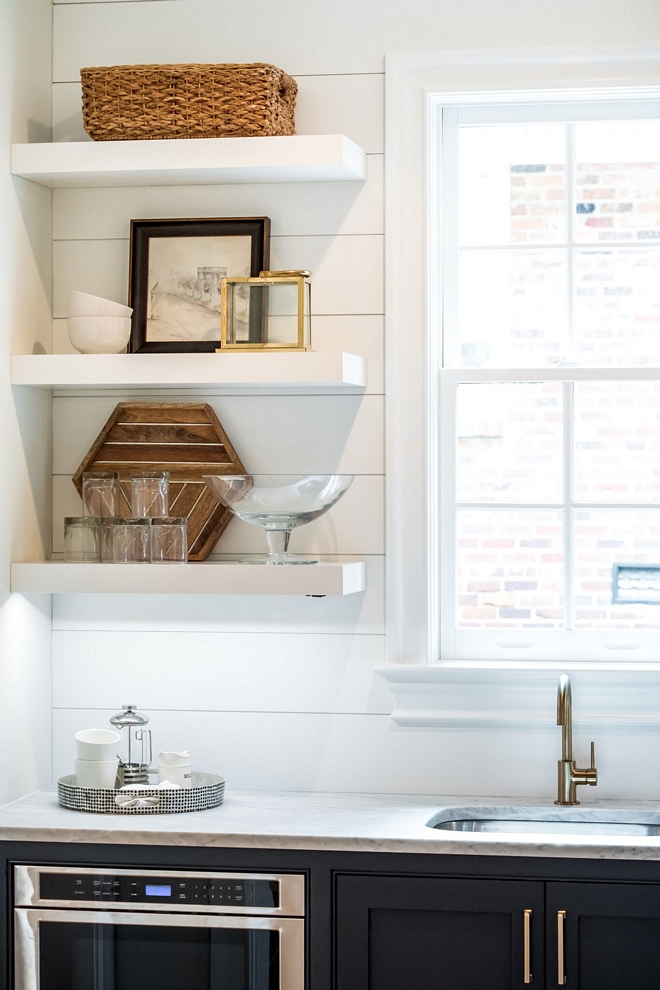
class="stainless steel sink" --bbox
[432,819,660,837]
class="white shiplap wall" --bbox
[0,0,53,805]
[51,0,660,797]
[51,34,391,788]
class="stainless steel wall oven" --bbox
[14,865,305,990]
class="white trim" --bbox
[441,369,660,383]
[385,47,660,668]
[430,88,660,109]
[375,663,660,729]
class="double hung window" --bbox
[439,100,660,661]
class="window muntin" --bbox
[449,111,660,370]
[441,102,660,660]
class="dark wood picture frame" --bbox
[128,217,270,354]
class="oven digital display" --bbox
[145,885,172,897]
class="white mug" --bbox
[75,728,121,761]
[75,758,119,788]
[158,751,192,789]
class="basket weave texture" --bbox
[81,62,297,141]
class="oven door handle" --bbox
[15,909,304,990]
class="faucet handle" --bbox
[588,741,598,786]
[571,741,598,792]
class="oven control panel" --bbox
[37,872,279,908]
[14,866,305,916]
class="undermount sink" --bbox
[431,819,660,837]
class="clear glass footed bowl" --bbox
[203,474,354,565]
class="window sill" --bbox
[373,663,660,729]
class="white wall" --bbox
[0,0,53,804]
[51,0,660,798]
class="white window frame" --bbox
[441,100,660,663]
[384,46,660,670]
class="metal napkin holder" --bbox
[57,771,225,815]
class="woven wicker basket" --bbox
[81,62,297,141]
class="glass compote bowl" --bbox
[203,474,354,564]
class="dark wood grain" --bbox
[189,488,235,556]
[72,402,245,561]
[110,423,223,444]
[117,403,219,425]
[96,444,231,464]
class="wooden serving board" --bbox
[72,402,245,561]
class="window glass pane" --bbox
[457,382,563,503]
[458,249,567,367]
[574,249,660,366]
[574,509,660,629]
[457,509,564,628]
[575,120,660,244]
[574,381,660,503]
[458,124,566,246]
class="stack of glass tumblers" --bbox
[64,472,188,564]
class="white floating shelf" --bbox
[12,351,366,394]
[11,135,366,188]
[11,560,366,596]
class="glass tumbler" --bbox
[64,517,101,562]
[111,519,151,563]
[131,471,169,518]
[150,517,188,563]
[100,518,121,562]
[82,472,120,517]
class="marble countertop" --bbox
[2,788,660,860]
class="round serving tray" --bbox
[57,771,225,815]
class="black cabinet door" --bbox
[336,875,544,990]
[547,881,660,989]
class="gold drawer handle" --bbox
[558,910,567,984]
[524,908,533,984]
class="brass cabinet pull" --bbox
[557,910,567,984]
[523,909,533,983]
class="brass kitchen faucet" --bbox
[555,674,598,805]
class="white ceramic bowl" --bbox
[68,290,133,318]
[68,316,132,354]
[75,728,121,761]
[74,758,119,788]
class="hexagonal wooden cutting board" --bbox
[72,402,245,561]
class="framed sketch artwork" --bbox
[128,217,271,353]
